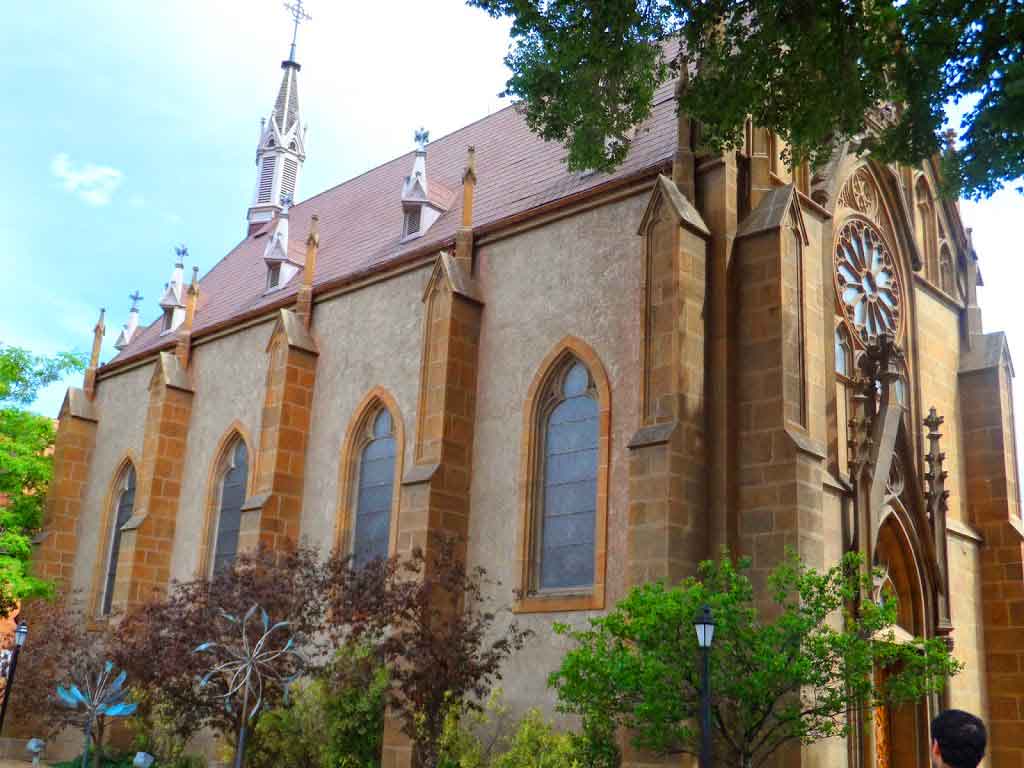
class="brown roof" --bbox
[109,79,679,368]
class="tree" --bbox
[362,539,533,768]
[468,0,1022,199]
[0,344,85,616]
[549,552,959,768]
[112,546,331,749]
[4,595,113,739]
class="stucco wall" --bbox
[71,362,153,604]
[299,266,426,551]
[468,192,646,716]
[170,321,272,581]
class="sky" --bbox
[1,1,1022,459]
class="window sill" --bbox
[513,585,604,614]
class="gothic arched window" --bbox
[835,326,852,378]
[939,245,955,295]
[100,463,136,616]
[915,177,937,281]
[536,359,599,591]
[211,438,249,576]
[351,409,397,567]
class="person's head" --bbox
[930,709,987,768]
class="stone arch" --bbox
[198,421,255,578]
[515,335,611,613]
[915,175,939,281]
[90,453,138,617]
[334,387,406,560]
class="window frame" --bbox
[515,338,610,614]
[335,389,405,562]
[94,460,137,618]
[349,408,398,567]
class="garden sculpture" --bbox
[194,605,304,768]
[55,661,137,768]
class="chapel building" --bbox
[34,26,1024,768]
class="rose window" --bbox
[835,219,902,342]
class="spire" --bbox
[455,146,476,272]
[176,267,200,367]
[296,213,320,328]
[83,308,106,400]
[246,3,311,235]
[159,246,188,334]
[114,291,144,351]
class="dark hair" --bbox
[931,709,987,768]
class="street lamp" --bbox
[0,621,28,736]
[694,605,715,768]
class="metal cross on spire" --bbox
[129,291,144,311]
[284,0,312,63]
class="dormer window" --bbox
[267,262,282,290]
[162,307,174,332]
[403,207,421,238]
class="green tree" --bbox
[469,0,1022,199]
[0,344,85,615]
[549,552,959,768]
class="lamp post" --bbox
[694,605,715,768]
[0,621,28,736]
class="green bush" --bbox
[245,644,389,768]
[437,697,606,768]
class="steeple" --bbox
[247,1,311,235]
[114,291,144,350]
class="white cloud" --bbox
[50,152,123,205]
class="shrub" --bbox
[245,644,389,768]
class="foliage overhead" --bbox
[550,552,959,768]
[468,0,1023,199]
[0,344,86,615]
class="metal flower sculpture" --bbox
[194,605,304,768]
[55,661,137,768]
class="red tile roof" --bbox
[108,80,679,369]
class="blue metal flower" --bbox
[56,661,137,768]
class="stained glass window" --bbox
[212,440,248,576]
[101,465,136,615]
[834,219,903,343]
[353,409,396,567]
[538,360,598,591]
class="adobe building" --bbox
[32,18,1024,768]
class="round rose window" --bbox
[835,219,902,343]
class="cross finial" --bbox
[175,244,188,265]
[129,290,143,311]
[284,0,312,62]
[414,127,430,151]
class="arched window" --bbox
[211,439,249,576]
[351,409,397,567]
[536,358,599,591]
[835,326,852,378]
[100,464,136,615]
[939,245,955,295]
[915,177,937,281]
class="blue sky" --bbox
[2,0,1021,448]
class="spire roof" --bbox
[272,64,301,136]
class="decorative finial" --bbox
[129,291,143,312]
[190,266,200,291]
[414,127,430,151]
[283,0,312,63]
[280,195,293,212]
[174,244,188,266]
[463,145,477,184]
